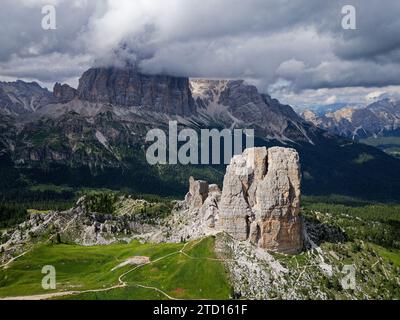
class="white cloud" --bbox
[324,95,337,104]
[365,91,386,101]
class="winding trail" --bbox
[0,238,212,301]
[0,250,31,269]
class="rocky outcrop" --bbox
[77,67,196,116]
[179,147,303,254]
[184,177,209,211]
[201,184,221,228]
[218,147,303,254]
[163,179,222,242]
[53,83,77,103]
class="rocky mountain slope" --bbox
[302,98,400,140]
[1,66,400,200]
[0,81,54,116]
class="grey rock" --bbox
[53,83,77,103]
[184,176,209,211]
[218,147,303,254]
[177,147,303,254]
[0,80,54,115]
[302,98,400,140]
[77,67,196,116]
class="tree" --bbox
[56,233,62,244]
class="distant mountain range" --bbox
[301,99,400,159]
[295,103,362,117]
[1,66,400,200]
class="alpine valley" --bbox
[0,66,400,301]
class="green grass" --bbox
[122,238,231,300]
[361,136,400,147]
[0,241,182,298]
[0,237,231,300]
[360,136,400,159]
[59,286,166,300]
[372,245,400,267]
[353,153,375,164]
[302,201,400,250]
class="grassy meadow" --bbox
[0,237,231,300]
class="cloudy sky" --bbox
[1,0,400,108]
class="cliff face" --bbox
[181,147,304,254]
[53,83,77,103]
[77,67,196,116]
[191,79,313,143]
[218,147,303,254]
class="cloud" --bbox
[365,91,387,102]
[0,0,400,106]
[324,95,338,105]
[274,86,400,109]
[0,52,92,88]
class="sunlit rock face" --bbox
[218,147,303,254]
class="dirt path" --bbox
[0,284,125,301]
[0,250,31,269]
[0,240,199,301]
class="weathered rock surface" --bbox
[185,177,209,211]
[191,79,313,143]
[77,67,196,116]
[201,184,221,229]
[0,80,54,115]
[218,147,303,254]
[164,179,222,242]
[176,147,303,254]
[53,83,77,103]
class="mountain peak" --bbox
[77,67,196,116]
[0,80,53,115]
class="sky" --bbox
[1,0,400,108]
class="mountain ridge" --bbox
[1,67,400,200]
[302,98,400,140]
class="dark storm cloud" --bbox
[331,1,400,62]
[0,0,399,97]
